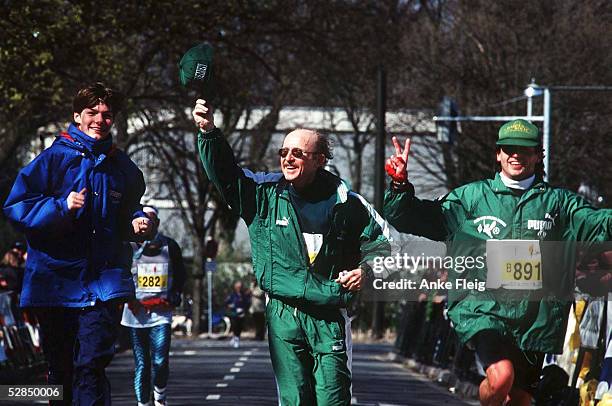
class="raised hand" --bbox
[385,136,411,183]
[132,217,153,236]
[67,188,87,211]
[192,99,215,131]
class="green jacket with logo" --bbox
[199,128,391,309]
[384,173,611,352]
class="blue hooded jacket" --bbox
[3,123,146,307]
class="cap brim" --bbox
[496,139,539,147]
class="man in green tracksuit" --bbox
[383,119,611,405]
[192,99,391,405]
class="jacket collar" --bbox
[491,172,548,194]
[60,123,113,156]
[276,169,350,205]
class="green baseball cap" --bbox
[178,43,214,96]
[496,119,540,147]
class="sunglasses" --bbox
[500,145,538,155]
[278,147,319,159]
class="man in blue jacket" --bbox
[4,82,151,405]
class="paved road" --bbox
[4,337,476,405]
[110,337,475,406]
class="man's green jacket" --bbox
[199,128,391,309]
[384,173,611,353]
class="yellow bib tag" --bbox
[136,263,168,292]
[486,240,542,290]
[303,233,323,265]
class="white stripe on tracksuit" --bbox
[340,308,354,397]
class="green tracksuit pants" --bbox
[267,298,352,406]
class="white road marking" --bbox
[230,367,240,373]
[223,375,235,380]
[216,383,228,388]
[234,362,245,367]
[206,394,221,400]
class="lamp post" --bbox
[524,81,551,180]
[372,64,386,339]
[434,82,551,181]
[524,79,542,118]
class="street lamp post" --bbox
[543,88,551,182]
[524,79,541,118]
[435,81,554,180]
[524,81,550,179]
[521,82,612,182]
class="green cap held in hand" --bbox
[178,43,214,96]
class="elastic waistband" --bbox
[268,297,344,320]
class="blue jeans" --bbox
[129,324,171,403]
[35,300,123,406]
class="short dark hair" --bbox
[73,82,124,115]
[313,131,334,160]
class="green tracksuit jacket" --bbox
[199,128,391,310]
[384,173,611,353]
[200,128,392,405]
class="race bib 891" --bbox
[486,240,542,290]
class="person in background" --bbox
[121,205,186,406]
[10,241,27,264]
[0,248,24,293]
[249,280,266,341]
[225,280,250,348]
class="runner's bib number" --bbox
[303,233,323,265]
[137,263,168,292]
[486,240,542,290]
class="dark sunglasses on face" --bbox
[278,147,318,159]
[500,145,537,155]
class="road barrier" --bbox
[0,291,45,383]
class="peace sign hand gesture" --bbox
[385,136,411,184]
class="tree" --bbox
[2,0,609,337]
[396,0,612,196]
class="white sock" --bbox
[154,386,166,401]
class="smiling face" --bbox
[73,102,114,140]
[280,129,326,190]
[496,145,542,180]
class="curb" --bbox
[388,352,481,401]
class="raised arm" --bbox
[561,190,612,242]
[382,136,466,241]
[193,99,258,224]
